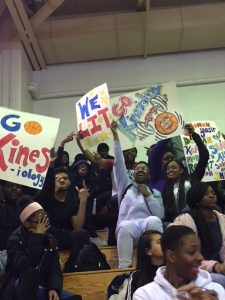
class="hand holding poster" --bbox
[0,107,60,189]
[111,81,185,148]
[75,83,113,147]
[181,121,225,182]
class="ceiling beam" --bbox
[0,1,6,18]
[30,0,65,30]
[5,0,46,70]
[144,0,150,58]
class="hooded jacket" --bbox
[133,266,225,300]
[113,140,164,229]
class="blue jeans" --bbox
[15,282,74,300]
[211,273,225,288]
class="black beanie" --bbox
[186,182,210,209]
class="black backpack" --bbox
[107,273,130,298]
[75,242,111,272]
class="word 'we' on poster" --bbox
[75,83,113,147]
[0,107,60,189]
[181,121,225,182]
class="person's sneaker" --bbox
[90,237,108,247]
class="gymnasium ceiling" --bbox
[1,0,225,70]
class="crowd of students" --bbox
[0,120,225,300]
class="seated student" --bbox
[54,133,73,169]
[70,159,108,241]
[148,138,175,193]
[111,121,164,269]
[0,181,23,250]
[126,230,164,300]
[133,225,225,300]
[76,131,138,189]
[1,196,79,300]
[172,182,225,287]
[162,123,209,222]
[35,165,90,273]
[97,142,114,159]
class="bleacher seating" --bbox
[61,230,137,300]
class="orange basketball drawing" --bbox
[24,121,42,135]
[155,112,178,135]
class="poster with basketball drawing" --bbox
[181,121,225,182]
[75,83,113,147]
[0,107,60,189]
[111,81,185,148]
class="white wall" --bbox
[32,49,225,162]
[0,13,33,112]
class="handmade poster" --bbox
[0,107,60,189]
[76,83,113,147]
[111,81,185,148]
[181,121,225,182]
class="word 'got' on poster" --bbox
[0,107,60,189]
[181,121,225,182]
[111,81,185,148]
[75,83,113,147]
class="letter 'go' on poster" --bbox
[0,107,60,189]
[75,83,113,147]
[181,121,225,182]
[110,81,185,149]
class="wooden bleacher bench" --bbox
[63,267,135,300]
[60,246,137,270]
[61,230,137,299]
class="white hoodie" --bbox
[133,266,225,300]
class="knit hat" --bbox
[72,159,90,170]
[186,182,210,209]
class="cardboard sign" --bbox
[76,83,113,147]
[111,81,185,148]
[0,107,60,189]
[181,121,225,182]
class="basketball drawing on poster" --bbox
[75,83,113,147]
[111,81,185,148]
[0,107,60,189]
[181,121,225,182]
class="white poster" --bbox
[111,81,185,148]
[0,107,60,189]
[181,121,225,182]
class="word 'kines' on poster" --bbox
[111,81,185,148]
[75,83,113,147]
[181,121,225,182]
[0,107,60,189]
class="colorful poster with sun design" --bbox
[181,121,225,182]
[111,81,185,148]
[76,83,113,147]
[0,106,60,189]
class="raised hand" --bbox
[76,180,90,203]
[60,132,74,147]
[111,120,119,141]
[49,147,57,167]
[184,123,195,135]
